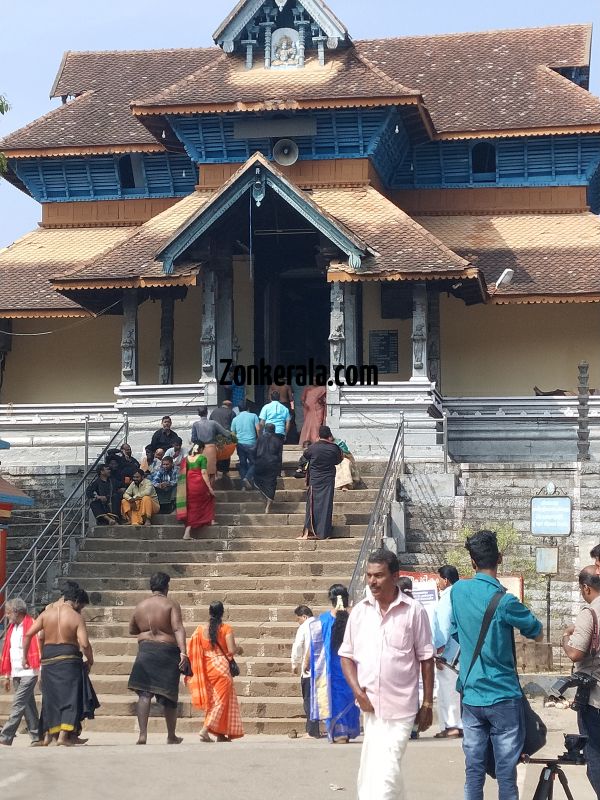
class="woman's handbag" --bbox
[217,641,240,677]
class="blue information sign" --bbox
[531,497,572,536]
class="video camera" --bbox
[548,673,597,712]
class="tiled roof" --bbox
[132,48,417,111]
[312,186,472,277]
[357,24,600,136]
[51,192,213,286]
[1,48,216,153]
[2,24,598,154]
[416,213,600,301]
[0,226,136,316]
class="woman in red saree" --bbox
[186,601,244,742]
[176,444,215,540]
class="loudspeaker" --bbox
[272,138,299,167]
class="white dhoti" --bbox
[436,664,463,730]
[357,713,414,800]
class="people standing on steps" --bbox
[231,401,260,489]
[186,601,244,743]
[127,572,189,746]
[22,586,99,747]
[334,437,359,491]
[121,469,160,526]
[252,422,284,513]
[211,400,236,478]
[299,426,342,541]
[259,391,291,443]
[0,597,42,747]
[176,443,216,540]
[592,543,600,574]
[191,406,230,488]
[339,549,435,800]
[308,584,360,744]
[299,380,327,446]
[291,605,320,739]
[432,565,463,739]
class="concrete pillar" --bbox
[158,294,175,385]
[200,268,217,382]
[0,320,12,394]
[427,290,442,392]
[410,282,429,383]
[329,281,346,372]
[120,289,138,385]
[215,257,234,378]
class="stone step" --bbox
[86,524,366,540]
[86,620,301,639]
[83,588,347,612]
[0,694,304,719]
[69,561,355,580]
[78,673,302,698]
[193,513,372,526]
[91,654,294,678]
[92,637,296,658]
[150,501,374,519]
[201,488,379,503]
[75,549,359,565]
[81,538,362,553]
[82,716,304,735]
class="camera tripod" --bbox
[529,760,575,800]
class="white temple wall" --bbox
[361,282,412,381]
[440,296,600,396]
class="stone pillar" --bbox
[120,289,138,385]
[0,320,12,394]
[215,257,234,380]
[427,290,442,392]
[158,294,175,385]
[200,268,217,382]
[410,283,429,383]
[343,283,357,366]
[329,281,346,372]
[578,360,591,461]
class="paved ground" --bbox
[0,721,591,800]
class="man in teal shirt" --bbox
[231,402,260,488]
[451,529,543,800]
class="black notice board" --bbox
[369,330,399,374]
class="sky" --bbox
[1,0,599,247]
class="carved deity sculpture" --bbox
[201,324,215,374]
[412,323,426,371]
[329,322,345,367]
[271,29,300,67]
[121,332,135,379]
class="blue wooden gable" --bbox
[11,152,197,202]
[392,135,600,189]
[167,108,391,164]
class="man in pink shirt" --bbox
[340,548,434,800]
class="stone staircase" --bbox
[0,448,384,735]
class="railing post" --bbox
[84,415,90,474]
[400,412,405,476]
[443,411,449,474]
[32,547,38,607]
[58,511,64,574]
[123,411,129,443]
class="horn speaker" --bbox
[272,138,299,167]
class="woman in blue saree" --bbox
[309,584,360,743]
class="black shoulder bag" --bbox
[511,630,547,758]
[216,641,241,678]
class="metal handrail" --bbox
[349,414,405,605]
[0,414,129,624]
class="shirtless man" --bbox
[127,572,188,745]
[268,381,295,412]
[23,586,94,746]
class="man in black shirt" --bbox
[148,416,180,459]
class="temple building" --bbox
[2,0,600,460]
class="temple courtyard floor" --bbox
[0,708,591,800]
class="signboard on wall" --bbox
[531,496,572,536]
[369,330,399,374]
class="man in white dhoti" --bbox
[432,565,464,738]
[339,548,434,800]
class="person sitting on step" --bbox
[151,455,179,514]
[121,469,160,527]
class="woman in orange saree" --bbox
[186,601,244,742]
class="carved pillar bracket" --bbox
[329,281,346,374]
[158,294,175,385]
[120,289,139,385]
[200,268,217,382]
[410,283,429,383]
[262,22,275,68]
[427,290,442,392]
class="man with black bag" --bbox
[451,530,544,800]
[562,565,600,799]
